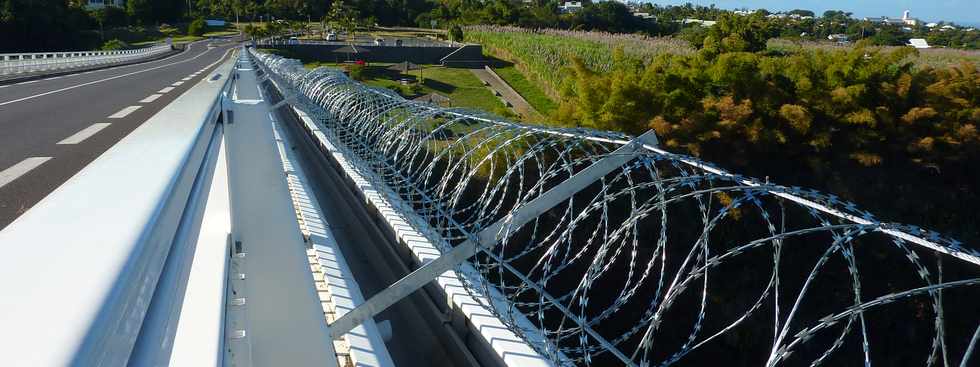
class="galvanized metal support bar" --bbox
[327,130,659,339]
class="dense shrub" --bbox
[158,24,180,37]
[348,63,366,80]
[554,44,979,240]
[188,18,207,37]
[100,39,129,50]
[448,24,464,43]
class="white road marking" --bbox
[158,86,175,93]
[0,157,52,189]
[140,94,162,103]
[172,81,184,86]
[181,77,192,81]
[18,80,38,84]
[0,45,231,107]
[108,105,141,118]
[57,123,111,145]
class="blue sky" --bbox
[643,1,980,25]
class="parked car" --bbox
[374,38,385,46]
[325,33,338,41]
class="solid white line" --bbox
[140,94,162,103]
[18,80,38,85]
[0,157,52,189]
[0,45,230,107]
[57,123,111,145]
[158,86,175,93]
[108,106,141,118]
[172,81,184,86]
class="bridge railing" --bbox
[0,43,172,77]
[251,49,979,367]
[0,51,235,366]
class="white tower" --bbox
[903,10,910,20]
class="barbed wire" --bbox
[251,49,980,367]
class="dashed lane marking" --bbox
[57,123,111,145]
[108,105,141,119]
[140,94,162,103]
[0,157,52,189]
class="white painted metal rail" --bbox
[0,43,172,77]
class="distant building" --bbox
[682,18,717,27]
[907,38,930,48]
[864,10,919,26]
[827,34,850,44]
[633,12,656,20]
[85,0,124,9]
[559,1,583,14]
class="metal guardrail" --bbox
[0,50,235,366]
[0,43,172,77]
[251,49,980,367]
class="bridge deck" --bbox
[224,54,338,366]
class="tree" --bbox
[188,17,208,36]
[327,0,359,36]
[91,7,107,41]
[702,13,773,54]
[787,9,814,17]
[448,23,463,43]
[126,0,153,25]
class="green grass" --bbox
[132,35,203,46]
[492,65,557,116]
[465,26,694,98]
[298,61,514,117]
[203,30,240,37]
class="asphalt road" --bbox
[0,39,239,230]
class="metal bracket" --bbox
[327,130,659,339]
